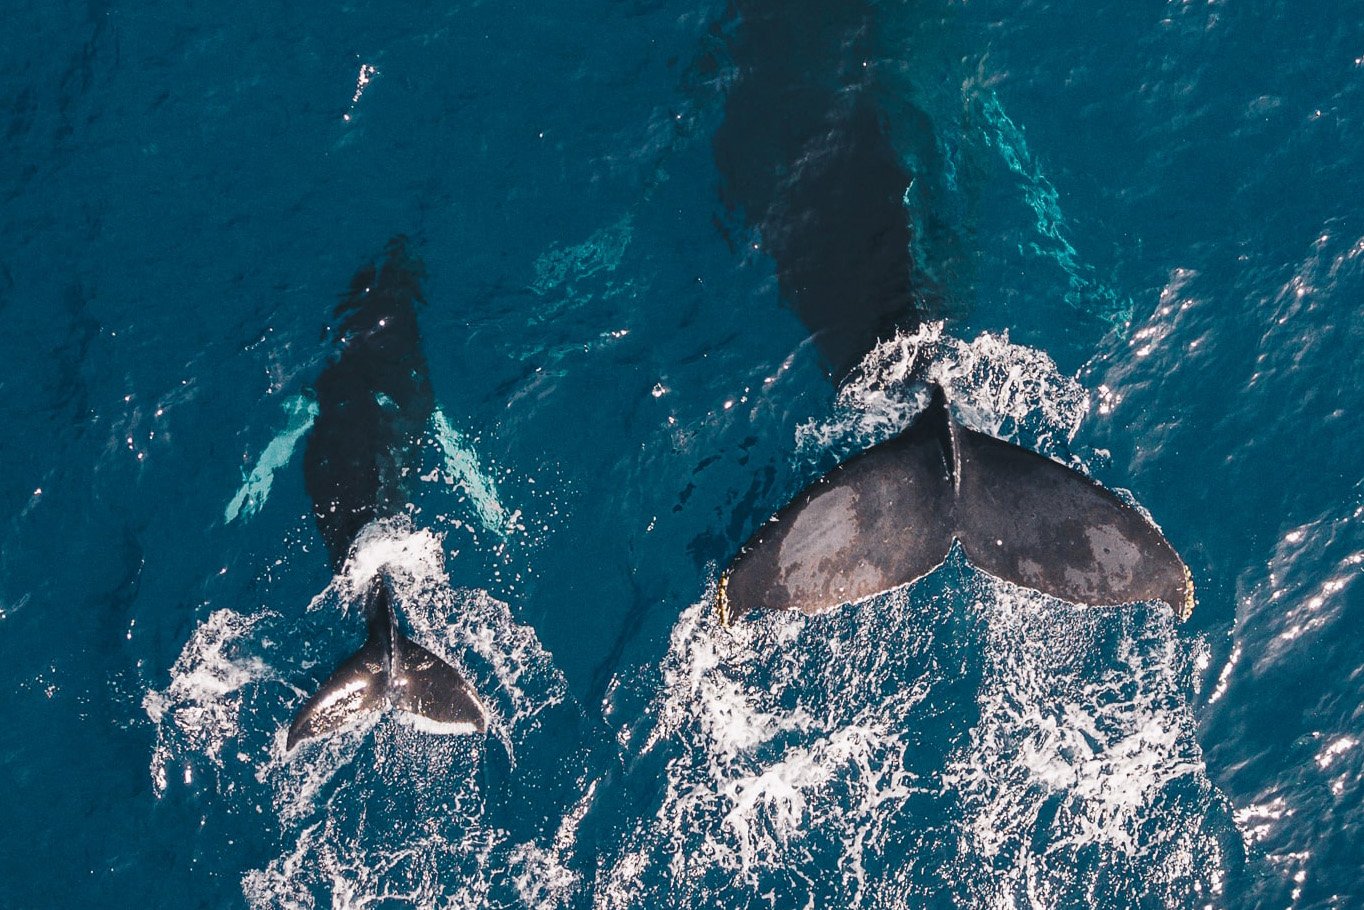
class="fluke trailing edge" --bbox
[288,237,485,749]
[712,1,1193,621]
[717,386,1194,624]
[290,575,484,745]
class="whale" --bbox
[287,237,485,749]
[711,0,1194,622]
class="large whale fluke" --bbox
[717,385,1194,625]
[287,574,485,749]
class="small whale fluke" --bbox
[288,574,485,750]
[717,386,1194,625]
[286,238,488,750]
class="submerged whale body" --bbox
[712,0,1194,621]
[288,237,485,749]
[713,0,934,379]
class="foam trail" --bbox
[599,577,1235,909]
[508,778,597,909]
[250,523,574,907]
[225,394,319,523]
[148,517,580,908]
[598,593,939,909]
[799,322,1090,460]
[143,608,276,795]
[429,409,510,538]
[975,87,1133,332]
[945,593,1231,907]
[243,735,505,910]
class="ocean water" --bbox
[2,0,1362,907]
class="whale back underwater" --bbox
[289,229,1188,750]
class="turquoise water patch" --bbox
[531,214,635,300]
[224,394,319,524]
[975,88,1133,333]
[430,408,509,537]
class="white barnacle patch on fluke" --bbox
[777,485,865,603]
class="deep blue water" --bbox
[3,0,1363,907]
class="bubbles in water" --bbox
[598,328,1232,908]
[600,575,1234,909]
[798,322,1090,463]
[144,607,276,796]
[153,325,1241,909]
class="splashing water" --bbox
[599,573,1235,909]
[597,327,1237,908]
[144,608,278,796]
[147,520,578,908]
[798,322,1090,462]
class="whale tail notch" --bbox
[717,384,1194,625]
[287,575,486,750]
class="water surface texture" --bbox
[2,1,1362,907]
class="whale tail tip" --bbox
[287,575,485,750]
[718,383,1194,624]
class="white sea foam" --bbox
[331,518,449,606]
[508,838,580,910]
[797,322,1090,462]
[598,592,939,908]
[945,592,1227,907]
[144,607,275,796]
[601,579,1230,909]
[505,775,598,909]
[253,524,573,907]
[242,787,506,910]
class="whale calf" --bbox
[288,238,485,749]
[711,0,1193,621]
